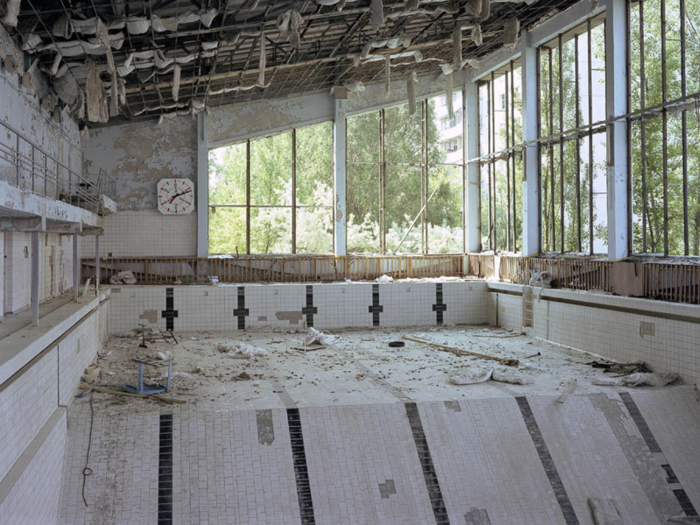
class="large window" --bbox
[208,122,334,254]
[478,61,523,253]
[630,0,700,255]
[346,93,465,254]
[539,16,608,255]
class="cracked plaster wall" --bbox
[81,117,198,257]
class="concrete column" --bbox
[604,0,629,259]
[73,233,79,301]
[333,99,347,256]
[521,31,541,256]
[465,75,480,253]
[196,112,209,257]
[31,231,39,326]
[94,235,100,297]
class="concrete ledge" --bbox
[0,291,109,385]
[487,282,700,323]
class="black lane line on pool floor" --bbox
[287,408,316,525]
[620,393,699,517]
[158,413,174,525]
[234,286,250,330]
[516,397,580,525]
[404,402,450,525]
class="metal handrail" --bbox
[0,118,114,213]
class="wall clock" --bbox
[157,178,195,215]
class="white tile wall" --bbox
[108,282,491,334]
[0,410,67,525]
[79,211,197,258]
[0,348,58,483]
[57,313,100,406]
[486,284,700,386]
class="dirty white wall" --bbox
[81,117,198,257]
[1,26,83,315]
[0,25,82,185]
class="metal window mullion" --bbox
[292,128,297,254]
[491,72,497,251]
[246,139,251,255]
[575,34,582,252]
[558,34,565,253]
[680,0,689,255]
[549,48,556,253]
[379,108,386,254]
[505,69,512,253]
[537,48,543,253]
[588,20,594,255]
[424,99,430,254]
[661,0,669,256]
[487,81,493,251]
[510,61,518,252]
[640,0,647,252]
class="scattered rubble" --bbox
[218,342,268,358]
[305,327,340,346]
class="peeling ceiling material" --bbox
[1,0,578,126]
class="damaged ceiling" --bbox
[0,0,579,126]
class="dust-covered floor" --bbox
[82,324,666,414]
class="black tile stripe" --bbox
[302,285,318,328]
[158,414,174,525]
[673,490,699,517]
[233,286,249,330]
[286,408,316,524]
[161,288,178,331]
[619,393,661,453]
[432,283,447,325]
[404,402,450,525]
[516,397,579,525]
[620,393,698,517]
[368,284,383,327]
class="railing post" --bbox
[94,235,100,297]
[15,134,20,186]
[31,231,39,326]
[73,234,79,301]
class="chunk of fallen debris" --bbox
[587,359,651,375]
[557,380,578,403]
[592,371,678,387]
[375,274,394,283]
[156,350,172,360]
[109,270,137,284]
[305,327,340,346]
[449,368,532,386]
[218,342,268,358]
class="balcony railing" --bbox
[0,118,116,213]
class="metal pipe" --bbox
[73,233,79,302]
[31,231,39,326]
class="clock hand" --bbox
[168,188,192,203]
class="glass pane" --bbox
[250,207,292,253]
[686,0,700,97]
[563,138,580,252]
[592,132,608,254]
[645,114,665,253]
[429,92,463,165]
[630,120,644,254]
[667,112,685,254]
[385,103,422,164]
[494,159,509,252]
[386,166,422,253]
[428,165,463,253]
[209,143,246,206]
[562,36,577,132]
[540,48,551,137]
[481,161,491,251]
[297,122,333,207]
[666,0,683,102]
[208,207,246,254]
[579,30,591,127]
[541,148,552,252]
[512,67,523,145]
[630,1,641,112]
[493,74,508,153]
[580,134,592,253]
[347,163,380,253]
[591,23,606,124]
[297,207,333,254]
[347,111,379,162]
[644,0,663,108]
[688,110,700,256]
[250,132,292,206]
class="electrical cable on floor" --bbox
[81,392,95,507]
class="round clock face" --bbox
[157,179,195,215]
